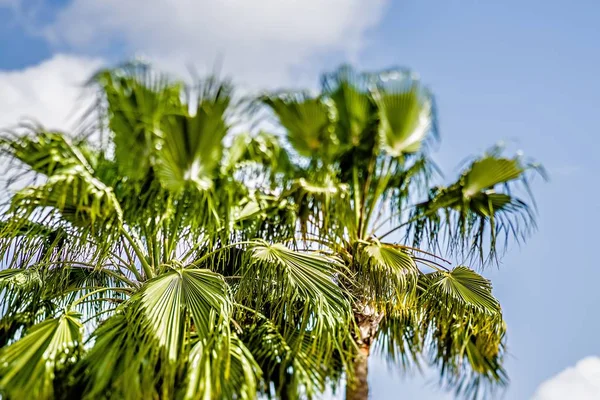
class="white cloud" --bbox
[531,357,600,400]
[0,54,103,131]
[43,0,387,88]
[0,0,388,137]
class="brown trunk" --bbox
[345,305,383,400]
[345,344,370,400]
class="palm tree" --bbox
[0,63,542,400]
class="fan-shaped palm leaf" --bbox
[155,82,231,192]
[184,334,260,400]
[240,312,347,399]
[321,65,373,150]
[96,68,183,181]
[79,267,236,398]
[373,71,435,156]
[422,267,500,315]
[358,242,419,305]
[402,154,539,263]
[0,311,82,400]
[245,242,350,320]
[262,93,336,158]
[138,267,231,358]
[1,130,97,178]
[463,156,524,198]
[11,165,123,231]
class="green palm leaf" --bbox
[0,268,46,346]
[247,242,350,319]
[0,311,82,400]
[96,67,183,180]
[11,165,123,230]
[78,313,155,399]
[184,334,260,400]
[374,309,422,371]
[79,267,235,398]
[239,242,354,396]
[138,271,185,360]
[1,130,97,177]
[0,268,42,316]
[373,71,435,156]
[139,268,232,359]
[405,153,539,263]
[240,313,347,399]
[262,93,335,158]
[180,268,232,337]
[358,242,419,305]
[463,156,524,198]
[321,65,373,149]
[424,267,500,315]
[155,82,230,192]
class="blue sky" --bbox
[1,1,599,398]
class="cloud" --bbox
[0,0,389,136]
[531,357,600,400]
[41,0,387,87]
[0,54,103,131]
[0,0,388,138]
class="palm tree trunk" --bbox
[345,305,382,400]
[345,344,370,400]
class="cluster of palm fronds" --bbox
[0,62,543,400]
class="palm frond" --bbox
[356,242,419,306]
[78,267,235,399]
[418,269,507,399]
[463,156,524,198]
[10,165,123,233]
[77,313,155,399]
[139,267,231,357]
[0,311,82,400]
[237,243,354,397]
[95,67,184,180]
[262,93,336,158]
[0,268,42,313]
[406,154,541,264]
[0,268,47,346]
[422,267,500,315]
[244,242,351,321]
[373,70,436,156]
[155,81,231,193]
[1,130,97,179]
[374,308,422,371]
[240,313,347,399]
[184,334,260,400]
[321,65,374,151]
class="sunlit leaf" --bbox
[97,67,183,180]
[424,266,500,315]
[374,70,435,156]
[0,311,82,400]
[155,81,231,192]
[263,93,335,158]
[463,157,524,198]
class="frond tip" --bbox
[406,153,542,264]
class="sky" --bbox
[0,1,599,399]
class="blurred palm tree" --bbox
[0,63,543,400]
